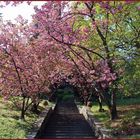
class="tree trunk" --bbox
[110,106,118,120]
[100,88,118,120]
[98,96,105,112]
[20,109,25,120]
[20,96,25,120]
[110,91,118,120]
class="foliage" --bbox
[119,57,140,97]
[57,88,74,101]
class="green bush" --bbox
[62,94,74,101]
[56,88,74,101]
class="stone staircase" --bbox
[39,100,96,138]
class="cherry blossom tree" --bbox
[0,18,51,119]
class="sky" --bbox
[0,1,46,23]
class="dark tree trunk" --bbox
[98,96,105,112]
[104,93,118,120]
[20,96,25,120]
[20,109,25,120]
[110,106,118,120]
[100,88,118,120]
[110,91,118,120]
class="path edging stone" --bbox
[27,105,55,139]
[78,105,112,139]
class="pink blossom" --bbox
[137,6,140,10]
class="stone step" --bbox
[42,136,94,138]
[44,127,94,131]
[48,121,86,123]
[45,133,94,138]
[44,129,94,132]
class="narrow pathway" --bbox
[39,99,96,138]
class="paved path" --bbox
[39,100,96,138]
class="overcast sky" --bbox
[0,1,46,23]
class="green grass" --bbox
[91,103,109,122]
[0,98,48,138]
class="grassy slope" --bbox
[0,98,47,138]
[91,97,140,138]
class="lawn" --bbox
[0,98,48,138]
[91,97,140,138]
